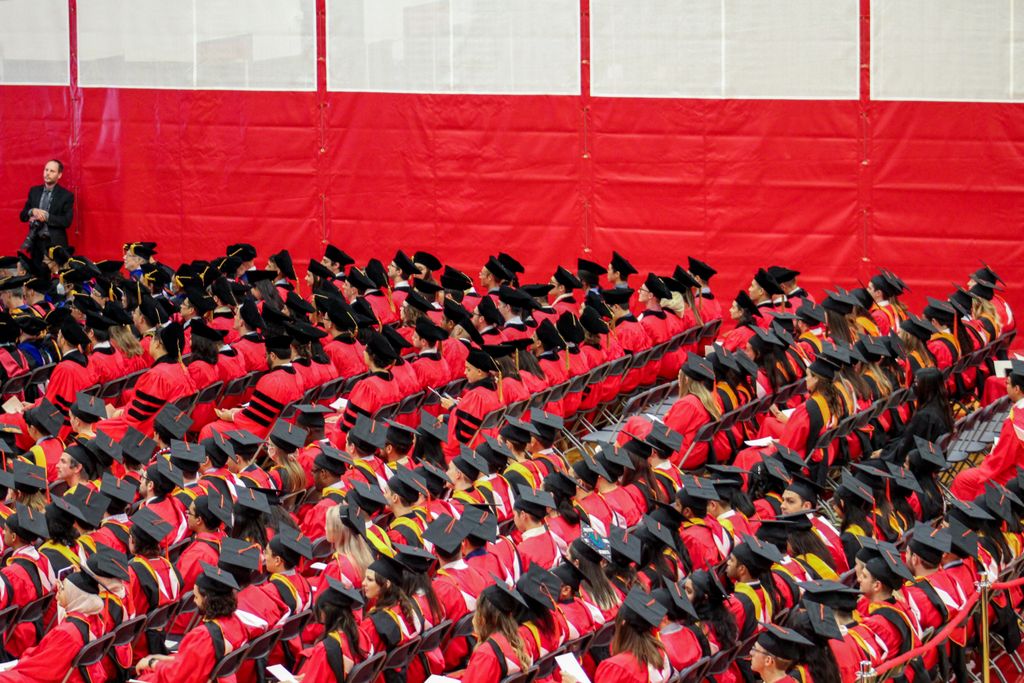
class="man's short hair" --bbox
[48,159,64,173]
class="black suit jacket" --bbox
[19,184,74,230]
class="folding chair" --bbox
[207,642,249,682]
[61,632,115,683]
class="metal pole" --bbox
[980,578,991,683]
[856,660,878,683]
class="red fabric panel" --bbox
[0,87,1022,317]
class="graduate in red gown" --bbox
[512,486,562,571]
[201,333,303,440]
[441,346,504,460]
[136,563,250,683]
[423,514,494,669]
[298,577,374,683]
[603,287,653,394]
[0,570,108,683]
[663,353,722,469]
[1,317,92,452]
[951,362,1024,499]
[583,587,673,683]
[332,331,403,446]
[0,505,58,658]
[97,322,196,440]
[749,624,815,683]
[126,508,182,618]
[462,582,534,683]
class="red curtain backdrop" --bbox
[2,1,1023,316]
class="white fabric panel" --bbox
[0,0,69,85]
[591,0,858,99]
[78,0,315,90]
[872,0,1013,102]
[590,0,722,98]
[327,0,580,94]
[1014,0,1024,99]
[195,1,316,90]
[723,0,859,99]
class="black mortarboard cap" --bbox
[319,576,366,610]
[196,561,240,593]
[13,460,45,493]
[652,581,698,621]
[600,287,634,308]
[323,245,354,268]
[268,420,307,453]
[681,351,715,383]
[349,414,387,452]
[609,526,642,566]
[732,534,783,572]
[100,473,136,507]
[513,484,556,519]
[620,586,666,630]
[6,503,48,541]
[131,506,173,545]
[687,257,716,281]
[234,486,271,515]
[70,393,108,423]
[153,403,192,441]
[799,579,861,612]
[422,514,469,555]
[907,523,951,565]
[219,536,261,573]
[25,398,62,436]
[757,624,813,661]
[836,471,874,506]
[387,466,429,502]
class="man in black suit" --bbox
[19,159,74,258]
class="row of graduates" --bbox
[0,363,997,683]
[0,237,1012,489]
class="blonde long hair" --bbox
[325,506,373,580]
[109,325,144,359]
[681,374,722,420]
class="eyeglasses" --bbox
[750,647,770,657]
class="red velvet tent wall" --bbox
[1,0,1022,315]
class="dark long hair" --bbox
[688,570,738,645]
[790,609,842,683]
[913,368,953,434]
[317,595,365,660]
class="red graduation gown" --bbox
[515,526,561,571]
[463,633,527,683]
[443,379,503,459]
[951,401,1024,499]
[595,651,672,683]
[663,394,714,469]
[298,630,373,683]
[140,614,248,683]
[89,344,127,385]
[99,356,197,439]
[202,364,304,440]
[232,332,268,372]
[0,612,106,683]
[434,559,492,669]
[333,370,402,444]
[324,335,367,378]
[411,350,448,389]
[176,532,223,592]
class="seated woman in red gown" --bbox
[0,568,108,683]
[298,577,374,683]
[662,352,723,470]
[462,581,534,683]
[97,322,196,440]
[441,346,504,460]
[567,587,673,683]
[136,563,249,683]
